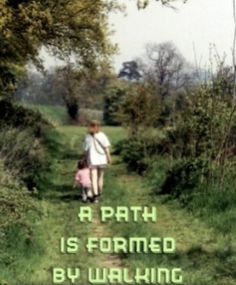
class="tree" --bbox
[103,80,130,125]
[54,62,115,122]
[117,83,161,135]
[118,61,142,81]
[0,0,118,96]
[55,65,82,121]
[142,42,190,99]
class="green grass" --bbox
[102,163,236,285]
[22,104,68,126]
[1,125,236,285]
[0,160,45,284]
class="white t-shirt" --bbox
[84,132,111,166]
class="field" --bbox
[1,125,235,285]
[22,104,68,126]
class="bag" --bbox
[93,136,107,155]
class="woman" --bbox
[84,120,112,203]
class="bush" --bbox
[103,80,129,126]
[0,161,43,273]
[0,99,51,136]
[114,135,160,174]
[0,128,52,189]
[159,159,208,198]
[148,156,236,234]
[0,99,55,190]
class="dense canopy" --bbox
[0,0,118,95]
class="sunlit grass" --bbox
[1,125,236,285]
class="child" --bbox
[74,159,92,203]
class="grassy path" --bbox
[24,126,235,285]
[25,126,125,285]
[104,166,235,285]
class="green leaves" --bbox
[0,0,118,96]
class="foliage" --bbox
[0,161,43,275]
[117,83,161,134]
[0,98,51,135]
[0,127,52,189]
[0,100,55,190]
[103,80,130,125]
[48,63,114,122]
[114,134,160,173]
[159,158,208,197]
[0,0,118,96]
[117,55,236,238]
[15,71,65,106]
[118,61,142,81]
[0,162,36,227]
[163,85,233,163]
[140,42,192,98]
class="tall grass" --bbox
[102,160,236,285]
[0,101,58,282]
[0,161,44,283]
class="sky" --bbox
[41,0,234,72]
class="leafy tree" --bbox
[103,80,130,125]
[54,63,114,121]
[0,0,118,96]
[117,83,161,135]
[118,61,142,81]
[55,65,82,121]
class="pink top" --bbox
[75,168,91,188]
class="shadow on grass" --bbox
[43,182,84,201]
[156,245,236,280]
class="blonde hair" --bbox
[89,120,101,128]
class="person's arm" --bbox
[83,134,91,152]
[105,147,112,165]
[102,133,112,165]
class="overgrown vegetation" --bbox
[0,0,118,278]
[0,99,55,189]
[116,55,236,236]
[0,98,60,281]
[0,161,44,281]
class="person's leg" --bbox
[90,168,99,196]
[87,187,93,199]
[97,168,105,195]
[81,187,87,202]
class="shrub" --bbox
[0,161,43,272]
[114,135,160,174]
[103,80,129,126]
[0,99,51,136]
[0,128,51,190]
[159,159,208,198]
[0,99,54,190]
